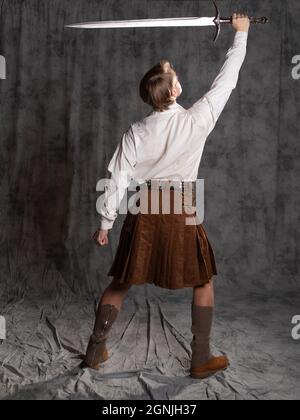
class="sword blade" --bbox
[65,16,215,29]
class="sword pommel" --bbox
[250,17,269,25]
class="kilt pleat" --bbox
[107,187,217,289]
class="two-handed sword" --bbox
[65,0,269,42]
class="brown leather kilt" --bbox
[107,181,217,289]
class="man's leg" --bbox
[190,278,229,379]
[193,277,215,307]
[83,278,131,369]
[191,279,214,367]
[100,277,132,311]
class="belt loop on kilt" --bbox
[144,179,196,192]
[135,179,197,212]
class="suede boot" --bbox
[82,303,119,370]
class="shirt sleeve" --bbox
[188,31,248,137]
[99,125,137,230]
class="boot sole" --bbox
[190,365,228,379]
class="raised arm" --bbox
[188,14,250,137]
[98,125,137,230]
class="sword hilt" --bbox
[218,17,269,24]
[212,0,269,42]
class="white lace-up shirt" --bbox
[99,31,248,230]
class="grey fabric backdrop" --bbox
[0,0,299,400]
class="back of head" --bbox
[139,60,175,112]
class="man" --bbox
[83,14,250,379]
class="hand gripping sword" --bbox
[65,0,268,42]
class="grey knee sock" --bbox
[190,305,213,368]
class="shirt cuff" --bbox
[100,219,114,230]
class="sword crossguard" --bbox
[212,0,269,42]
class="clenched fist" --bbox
[93,228,109,246]
[231,13,250,33]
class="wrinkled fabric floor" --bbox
[0,286,299,400]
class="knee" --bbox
[194,277,214,290]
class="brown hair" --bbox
[139,60,176,112]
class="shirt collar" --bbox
[151,101,182,115]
